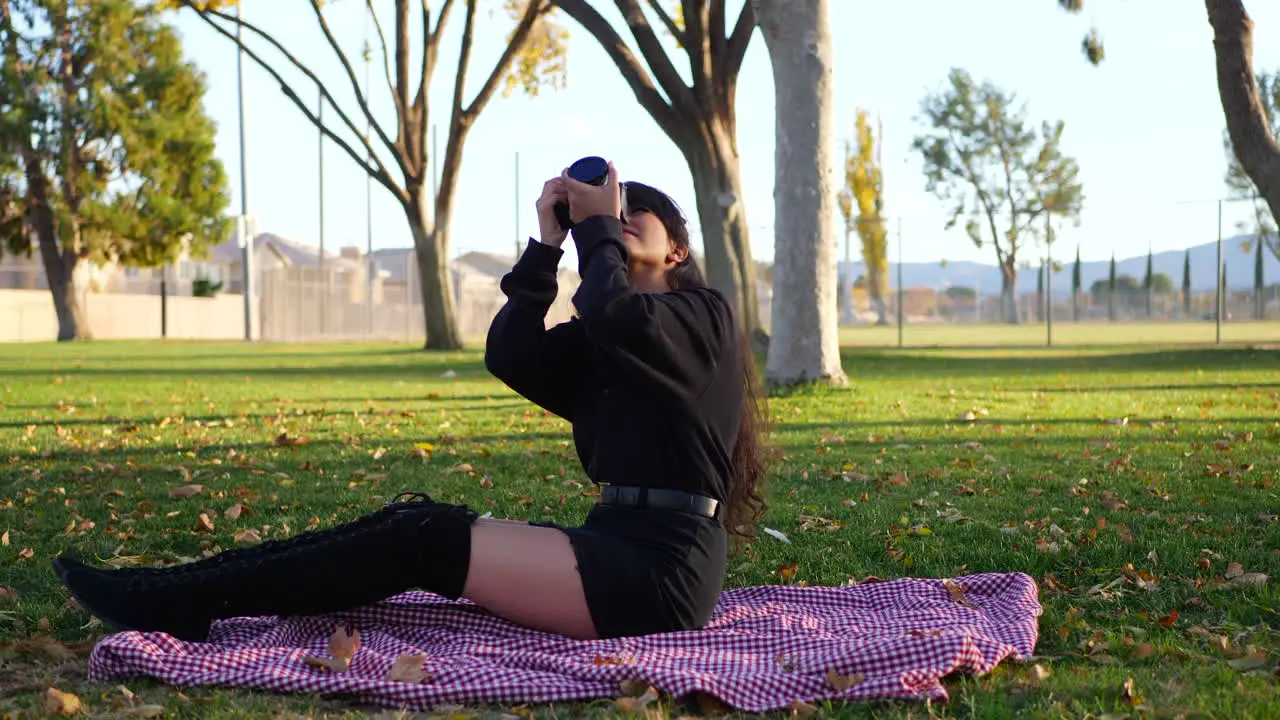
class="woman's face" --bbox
[621,207,687,282]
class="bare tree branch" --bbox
[302,0,403,166]
[723,0,754,81]
[462,0,545,120]
[613,0,693,110]
[416,0,457,114]
[551,0,681,137]
[449,0,477,133]
[708,0,726,73]
[681,0,713,113]
[647,0,682,44]
[182,5,404,202]
[365,0,405,124]
[185,2,402,186]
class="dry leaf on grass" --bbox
[1,529,8,545]
[0,585,16,601]
[274,432,308,447]
[233,529,261,544]
[193,513,215,533]
[1027,663,1052,687]
[168,484,203,498]
[1228,652,1270,672]
[826,667,864,691]
[224,503,248,520]
[614,686,659,712]
[1121,677,1142,708]
[386,653,429,683]
[1225,562,1244,579]
[1228,572,1268,588]
[788,699,818,716]
[45,687,82,715]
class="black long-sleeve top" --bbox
[484,215,743,504]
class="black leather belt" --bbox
[599,485,720,519]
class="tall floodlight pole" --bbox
[236,2,254,341]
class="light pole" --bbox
[235,2,254,342]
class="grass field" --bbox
[0,339,1278,718]
[838,320,1280,348]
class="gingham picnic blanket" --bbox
[86,572,1041,712]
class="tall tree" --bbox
[548,0,763,343]
[0,0,231,341]
[1143,246,1154,318]
[1107,253,1117,321]
[837,109,888,326]
[835,139,855,325]
[169,0,566,350]
[912,68,1083,324]
[1222,70,1278,262]
[1182,248,1192,318]
[1072,244,1082,321]
[1208,1,1280,261]
[751,0,844,387]
[1036,264,1045,321]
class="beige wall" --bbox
[0,289,246,342]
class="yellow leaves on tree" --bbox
[501,0,569,99]
[837,109,890,324]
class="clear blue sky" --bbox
[169,1,1280,270]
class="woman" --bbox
[53,164,767,642]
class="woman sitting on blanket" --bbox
[54,162,769,641]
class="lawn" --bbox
[0,340,1277,718]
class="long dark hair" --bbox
[624,182,769,544]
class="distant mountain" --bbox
[837,235,1280,297]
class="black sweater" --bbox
[485,215,742,504]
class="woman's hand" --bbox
[564,162,622,225]
[535,176,570,248]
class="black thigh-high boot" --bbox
[51,493,478,641]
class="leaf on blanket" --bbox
[386,653,429,684]
[613,685,658,712]
[303,654,350,672]
[825,667,865,691]
[943,579,975,608]
[787,699,818,716]
[329,626,360,661]
[44,687,82,715]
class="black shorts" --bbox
[531,503,728,638]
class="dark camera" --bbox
[555,156,610,230]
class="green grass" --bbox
[1,340,1278,719]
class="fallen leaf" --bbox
[1121,677,1142,708]
[1156,609,1179,628]
[1135,643,1154,659]
[1228,652,1269,672]
[943,579,975,608]
[618,679,650,697]
[274,432,308,447]
[958,410,977,422]
[45,687,82,715]
[788,699,818,716]
[1027,663,1052,687]
[1,530,8,545]
[386,653,428,683]
[0,586,17,601]
[124,705,166,718]
[1225,562,1244,579]
[16,547,33,560]
[1116,524,1134,544]
[303,654,350,672]
[614,686,659,713]
[1026,487,1044,496]
[329,626,360,661]
[168,484,203,499]
[224,503,248,520]
[193,513,215,533]
[826,667,864,691]
[1104,417,1129,426]
[1228,572,1268,588]
[233,529,261,544]
[776,561,799,583]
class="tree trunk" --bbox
[684,126,762,346]
[1208,1,1280,227]
[752,0,845,387]
[406,182,462,351]
[1072,291,1079,322]
[867,265,888,325]
[1000,261,1019,324]
[23,148,89,341]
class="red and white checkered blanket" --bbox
[86,572,1040,712]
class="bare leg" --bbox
[462,519,598,639]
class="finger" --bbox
[606,162,619,187]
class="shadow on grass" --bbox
[838,347,1280,381]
